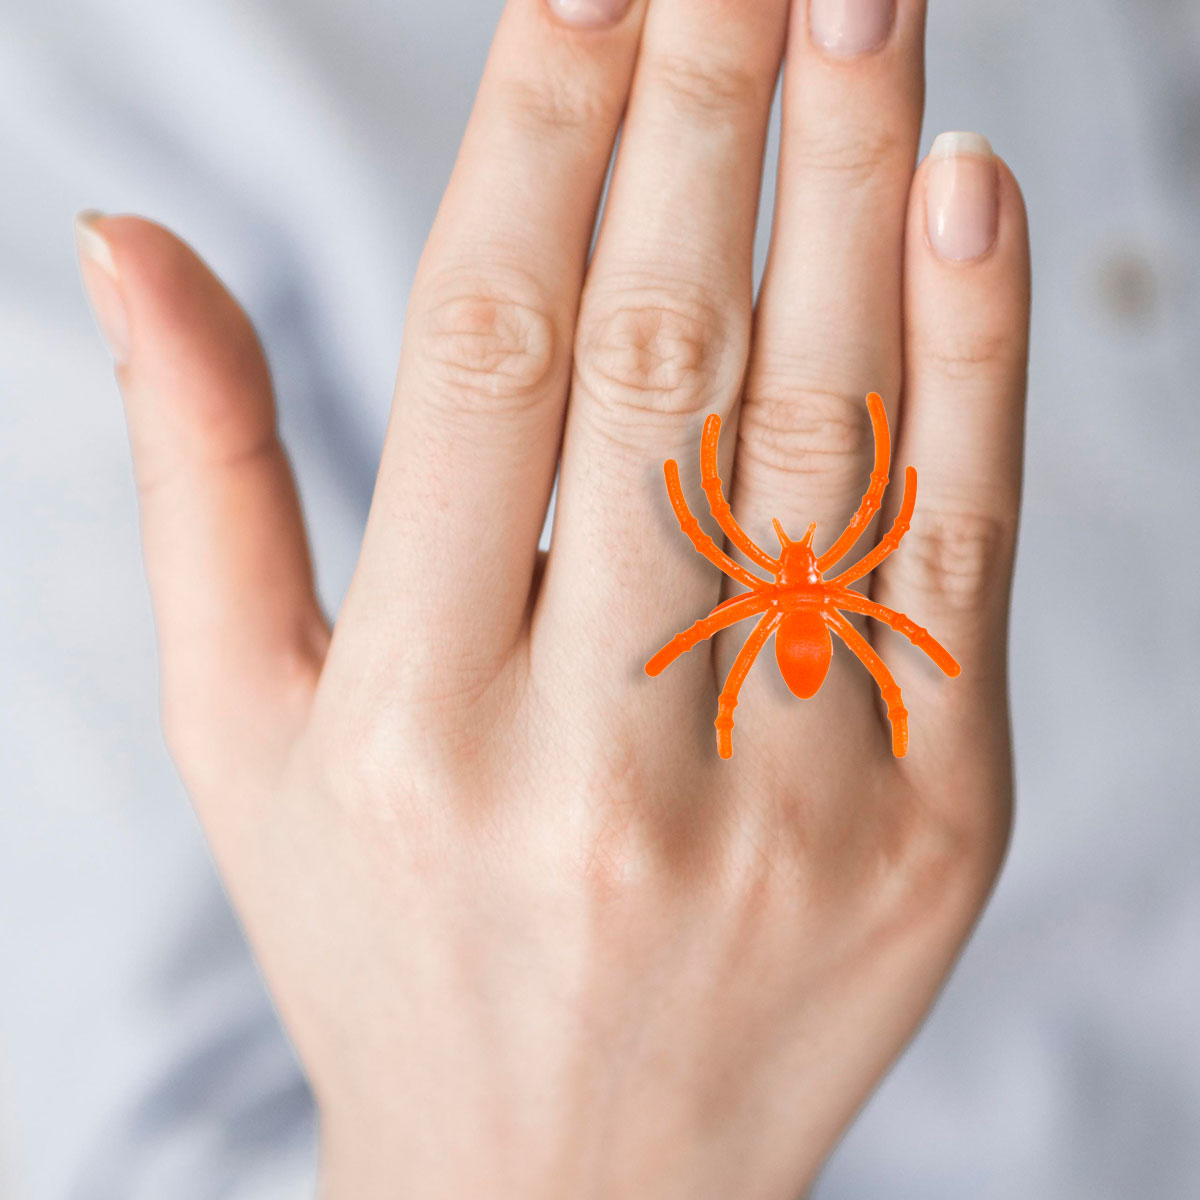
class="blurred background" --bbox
[2,0,1198,1197]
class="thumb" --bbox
[76,212,329,793]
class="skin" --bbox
[80,0,1030,1195]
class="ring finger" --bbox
[725,0,928,761]
[538,0,791,715]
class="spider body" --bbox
[645,392,961,759]
[776,607,832,700]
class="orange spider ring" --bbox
[644,393,961,759]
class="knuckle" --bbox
[538,722,675,892]
[417,270,561,413]
[316,700,448,825]
[851,788,996,935]
[578,798,660,896]
[322,715,400,816]
[575,282,739,434]
[892,507,1014,611]
[878,818,995,927]
[134,430,281,504]
[917,329,1014,383]
[314,649,515,820]
[648,51,768,123]
[893,780,1012,911]
[789,122,909,187]
[308,667,411,814]
[571,743,699,896]
[737,386,874,484]
[499,71,617,136]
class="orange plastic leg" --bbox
[699,414,779,573]
[714,610,781,759]
[816,392,890,573]
[709,591,757,614]
[829,467,916,588]
[664,459,767,592]
[645,591,772,677]
[830,589,960,677]
[824,610,909,757]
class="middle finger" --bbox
[735,0,927,544]
[539,0,791,692]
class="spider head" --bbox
[773,520,822,585]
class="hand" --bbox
[77,0,1029,1194]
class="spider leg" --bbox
[710,592,752,614]
[824,610,909,757]
[816,392,891,573]
[700,414,779,573]
[664,459,769,591]
[714,610,781,759]
[830,589,961,677]
[827,467,916,588]
[645,591,772,677]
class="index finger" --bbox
[331,0,647,688]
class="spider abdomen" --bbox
[775,609,832,700]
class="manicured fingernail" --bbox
[75,210,130,364]
[810,0,895,57]
[547,0,631,28]
[925,132,999,262]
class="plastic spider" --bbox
[645,393,961,759]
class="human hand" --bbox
[77,0,1029,1195]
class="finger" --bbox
[539,0,790,683]
[76,213,328,790]
[869,135,1031,762]
[337,0,647,687]
[734,0,926,547]
[723,0,927,765]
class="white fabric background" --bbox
[1,0,1198,1196]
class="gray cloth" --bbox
[1,0,1198,1196]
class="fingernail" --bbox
[75,210,131,364]
[810,0,896,57]
[925,132,999,262]
[547,0,631,28]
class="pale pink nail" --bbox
[925,132,999,262]
[810,0,895,57]
[75,211,131,363]
[547,0,632,28]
